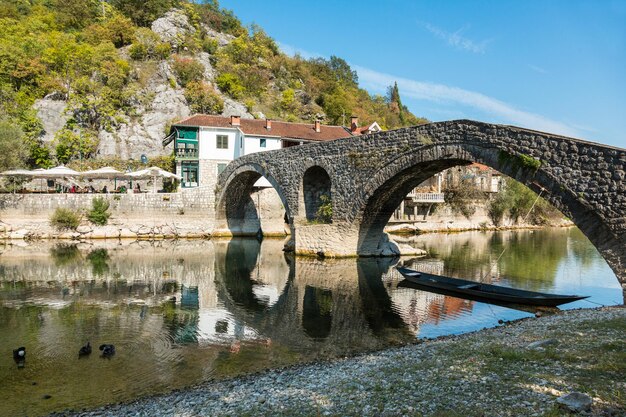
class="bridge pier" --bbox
[292,220,425,258]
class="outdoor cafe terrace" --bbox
[0,166,181,194]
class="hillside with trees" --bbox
[0,0,428,171]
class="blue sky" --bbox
[219,0,625,148]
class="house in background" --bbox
[391,163,502,222]
[163,115,359,188]
[350,118,382,135]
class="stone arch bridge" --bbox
[214,120,626,288]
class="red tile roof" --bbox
[470,163,490,171]
[174,115,353,142]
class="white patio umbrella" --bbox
[0,169,34,193]
[81,166,125,191]
[0,169,33,177]
[34,165,81,178]
[31,168,48,191]
[30,165,81,192]
[80,166,124,178]
[126,166,181,193]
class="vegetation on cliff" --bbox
[0,0,426,170]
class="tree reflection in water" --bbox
[0,232,619,417]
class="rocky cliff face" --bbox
[34,10,252,160]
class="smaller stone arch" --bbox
[302,166,333,223]
[215,163,292,237]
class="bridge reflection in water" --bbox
[0,230,620,416]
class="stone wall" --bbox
[0,184,289,240]
[0,187,216,239]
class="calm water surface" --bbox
[0,228,621,416]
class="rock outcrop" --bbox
[97,61,190,159]
[33,93,70,143]
[151,9,196,48]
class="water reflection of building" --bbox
[382,258,477,333]
[0,237,492,352]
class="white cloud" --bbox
[277,42,320,59]
[423,23,491,54]
[354,65,582,138]
[272,41,583,138]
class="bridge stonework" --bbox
[215,120,626,288]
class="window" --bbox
[216,135,228,149]
[181,162,199,187]
[260,138,266,148]
[217,163,227,175]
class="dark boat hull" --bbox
[396,266,588,307]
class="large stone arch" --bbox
[215,163,292,236]
[356,141,625,286]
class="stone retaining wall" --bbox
[0,185,289,240]
[0,187,217,239]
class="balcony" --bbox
[175,148,198,159]
[408,192,445,203]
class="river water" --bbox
[0,228,621,416]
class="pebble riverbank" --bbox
[53,306,626,417]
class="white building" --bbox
[163,115,356,188]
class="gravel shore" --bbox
[58,306,625,417]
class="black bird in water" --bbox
[13,347,26,368]
[13,347,26,361]
[78,342,92,357]
[99,344,115,357]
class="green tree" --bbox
[0,119,28,171]
[444,178,487,219]
[49,0,101,29]
[319,87,351,125]
[387,81,405,124]
[280,88,295,112]
[102,14,136,48]
[184,81,224,114]
[110,0,181,27]
[328,56,358,87]
[315,194,333,223]
[54,128,99,164]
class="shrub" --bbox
[129,42,148,60]
[315,194,333,223]
[130,28,172,60]
[488,193,510,227]
[154,42,172,59]
[50,208,81,231]
[201,37,218,54]
[171,55,205,87]
[215,72,245,98]
[184,81,224,114]
[87,197,111,225]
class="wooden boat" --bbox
[396,266,588,307]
